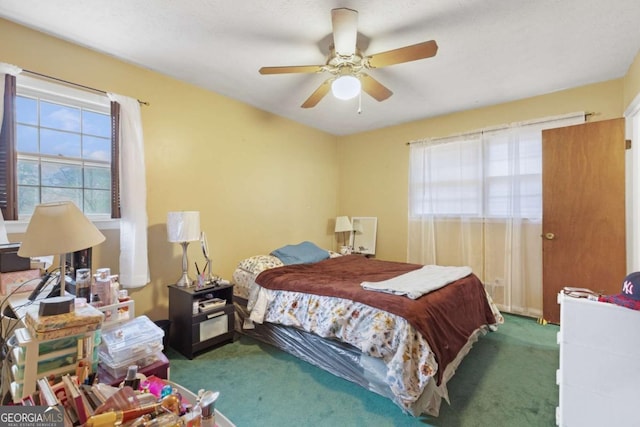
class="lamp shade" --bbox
[18,201,106,258]
[167,211,201,243]
[334,216,353,233]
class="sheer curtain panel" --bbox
[108,93,150,288]
[408,113,584,316]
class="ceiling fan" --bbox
[259,8,438,108]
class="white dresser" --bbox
[556,293,640,426]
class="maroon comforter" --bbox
[255,255,496,384]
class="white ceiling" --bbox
[1,0,640,136]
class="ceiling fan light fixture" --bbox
[331,75,361,100]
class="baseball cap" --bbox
[599,271,640,310]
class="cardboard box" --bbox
[0,269,41,295]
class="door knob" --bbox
[543,232,555,240]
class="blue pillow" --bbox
[270,241,330,265]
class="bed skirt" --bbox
[233,296,489,417]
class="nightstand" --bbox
[168,283,234,359]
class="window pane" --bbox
[41,162,82,188]
[40,129,81,158]
[16,125,38,153]
[17,160,40,185]
[41,187,82,206]
[424,139,483,216]
[84,166,110,190]
[486,177,509,217]
[83,110,110,138]
[40,101,80,132]
[17,186,39,216]
[485,138,509,177]
[83,136,111,161]
[518,137,541,175]
[84,189,111,214]
[16,96,37,125]
[520,176,542,218]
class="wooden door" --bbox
[542,118,626,324]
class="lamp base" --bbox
[175,272,192,287]
[176,241,193,287]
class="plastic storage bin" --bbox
[99,315,164,364]
[99,351,164,379]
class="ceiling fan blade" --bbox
[331,8,358,56]
[259,65,324,75]
[360,74,393,102]
[301,79,332,108]
[367,40,438,68]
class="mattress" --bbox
[234,294,492,416]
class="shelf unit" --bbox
[168,283,234,359]
[9,327,100,402]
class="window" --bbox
[12,75,115,219]
[410,131,542,219]
[409,114,585,221]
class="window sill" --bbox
[5,218,120,235]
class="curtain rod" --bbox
[23,69,150,106]
[405,111,595,145]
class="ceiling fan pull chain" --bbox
[357,90,362,114]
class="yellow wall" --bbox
[624,49,640,109]
[0,18,339,319]
[2,18,639,320]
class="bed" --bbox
[232,242,503,417]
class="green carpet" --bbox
[167,313,559,426]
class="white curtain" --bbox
[108,93,150,288]
[408,113,584,316]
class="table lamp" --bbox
[17,201,106,298]
[167,211,201,287]
[334,216,353,254]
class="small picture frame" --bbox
[349,217,377,255]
